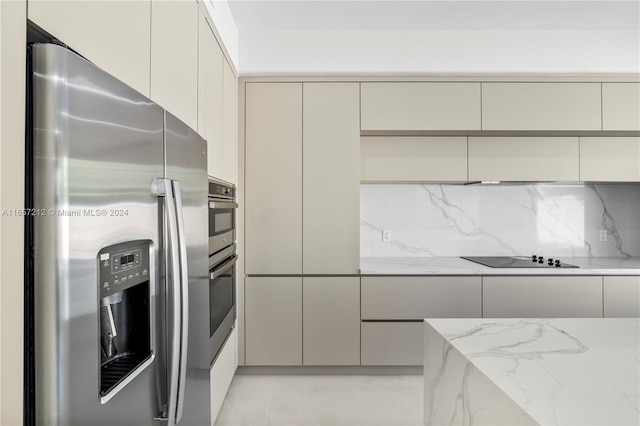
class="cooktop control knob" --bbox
[548,258,554,266]
[532,255,538,262]
[538,257,544,264]
[555,259,561,267]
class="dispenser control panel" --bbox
[98,241,151,299]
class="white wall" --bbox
[237,29,640,75]
[204,0,239,69]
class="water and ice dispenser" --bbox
[98,241,152,400]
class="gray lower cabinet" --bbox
[483,276,603,318]
[361,276,482,319]
[245,277,302,365]
[303,277,360,365]
[604,276,640,317]
[361,322,423,366]
[360,276,481,366]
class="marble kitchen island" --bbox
[423,318,640,425]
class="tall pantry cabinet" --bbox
[244,82,361,366]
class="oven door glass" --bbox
[209,256,236,338]
[209,207,235,238]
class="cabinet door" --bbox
[197,10,224,177]
[604,276,640,317]
[303,83,360,274]
[482,83,601,130]
[361,322,423,366]
[468,137,579,181]
[361,82,481,131]
[483,276,603,318]
[360,137,468,182]
[303,277,360,366]
[580,137,640,182]
[150,0,198,130]
[222,59,238,183]
[245,277,302,365]
[210,327,237,423]
[245,83,302,274]
[361,277,481,320]
[28,0,151,96]
[602,83,640,131]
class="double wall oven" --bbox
[208,177,238,362]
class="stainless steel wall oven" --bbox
[208,177,237,362]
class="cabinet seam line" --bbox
[301,83,304,276]
[466,136,470,181]
[480,82,483,131]
[578,136,581,180]
[481,276,484,317]
[601,83,604,131]
[301,83,304,365]
[243,82,248,365]
[149,0,153,97]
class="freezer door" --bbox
[30,44,164,425]
[164,112,209,426]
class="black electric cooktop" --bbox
[461,256,579,269]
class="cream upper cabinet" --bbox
[150,0,198,130]
[303,83,360,274]
[222,59,238,184]
[360,82,481,131]
[360,137,468,182]
[245,83,302,274]
[197,9,224,177]
[602,83,640,131]
[580,137,640,182]
[482,83,601,131]
[468,137,579,181]
[28,0,151,96]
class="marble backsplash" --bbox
[361,183,640,258]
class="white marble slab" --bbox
[424,318,640,426]
[361,256,640,275]
[362,183,640,258]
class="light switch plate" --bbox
[382,230,391,242]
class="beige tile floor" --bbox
[214,374,423,426]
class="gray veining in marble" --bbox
[361,183,640,258]
[424,318,640,426]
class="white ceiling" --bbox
[223,0,640,75]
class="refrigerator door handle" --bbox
[172,180,189,423]
[154,178,182,426]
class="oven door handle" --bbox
[209,255,238,280]
[208,201,238,209]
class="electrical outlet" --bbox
[599,230,607,242]
[382,230,391,242]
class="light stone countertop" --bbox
[360,256,640,275]
[423,318,640,426]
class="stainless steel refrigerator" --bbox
[26,43,210,426]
